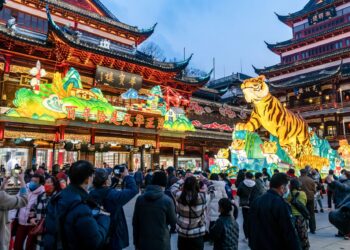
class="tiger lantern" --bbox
[235,75,311,159]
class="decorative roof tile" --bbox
[46,6,191,72]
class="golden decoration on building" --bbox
[4,130,55,141]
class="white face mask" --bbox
[283,185,290,199]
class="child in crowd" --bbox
[210,198,239,250]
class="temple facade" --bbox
[256,0,350,148]
[0,0,237,171]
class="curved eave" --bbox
[270,66,341,89]
[46,6,189,73]
[139,23,157,38]
[264,40,280,54]
[46,0,154,39]
[275,12,293,27]
[252,65,264,75]
[258,47,350,75]
[175,68,213,86]
[275,0,346,26]
[270,21,350,53]
[0,26,48,47]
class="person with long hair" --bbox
[171,175,208,250]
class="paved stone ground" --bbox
[124,195,349,250]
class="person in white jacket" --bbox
[207,174,228,231]
[0,173,27,250]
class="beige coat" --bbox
[0,191,28,250]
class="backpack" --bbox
[291,192,310,220]
[43,193,84,250]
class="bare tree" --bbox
[139,42,165,60]
[184,67,208,77]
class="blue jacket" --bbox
[248,189,301,250]
[44,184,110,250]
[89,175,138,250]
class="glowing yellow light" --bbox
[325,95,330,100]
[309,98,313,103]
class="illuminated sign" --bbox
[95,66,142,90]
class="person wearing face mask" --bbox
[286,179,310,250]
[43,160,110,250]
[89,166,138,250]
[29,176,60,250]
[14,174,45,250]
[248,173,302,250]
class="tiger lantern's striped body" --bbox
[235,76,311,159]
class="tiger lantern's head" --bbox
[231,139,246,151]
[241,75,269,103]
[217,148,230,159]
[262,141,278,154]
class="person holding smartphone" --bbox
[0,173,28,250]
[89,165,138,250]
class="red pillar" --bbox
[90,128,95,145]
[59,125,65,141]
[0,123,4,140]
[4,54,12,73]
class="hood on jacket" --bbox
[144,185,164,201]
[243,179,256,188]
[26,183,45,194]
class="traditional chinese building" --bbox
[0,0,237,171]
[255,0,350,148]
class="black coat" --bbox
[248,190,302,250]
[210,215,239,250]
[133,185,176,250]
[44,185,110,250]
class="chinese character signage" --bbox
[95,66,142,90]
[308,7,336,25]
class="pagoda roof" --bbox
[266,21,350,52]
[174,69,213,86]
[0,23,48,46]
[61,0,119,21]
[207,72,251,90]
[276,0,342,26]
[254,46,350,75]
[192,87,221,102]
[269,63,342,89]
[46,0,156,43]
[46,6,190,72]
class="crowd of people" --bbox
[0,161,349,250]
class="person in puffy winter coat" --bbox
[207,174,227,231]
[133,171,176,250]
[210,198,239,250]
[14,173,45,250]
[237,172,255,240]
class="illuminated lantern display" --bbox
[231,76,344,176]
[6,63,196,132]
